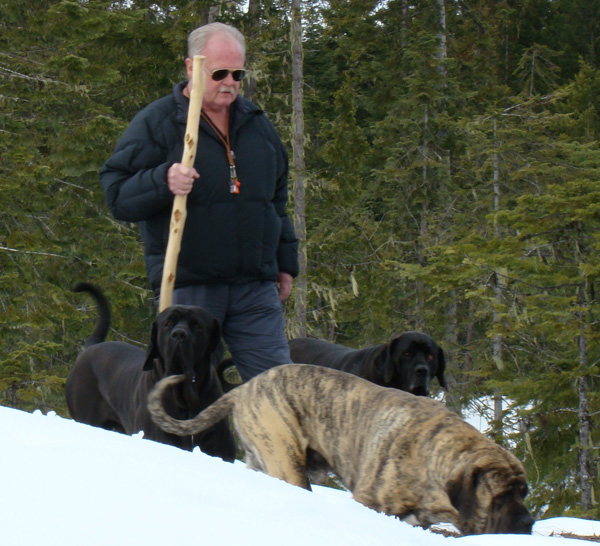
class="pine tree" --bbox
[0,0,176,413]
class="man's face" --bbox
[187,35,245,114]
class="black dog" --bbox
[65,283,236,461]
[287,332,447,396]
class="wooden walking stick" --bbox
[159,55,206,312]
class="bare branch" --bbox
[0,246,68,259]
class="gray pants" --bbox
[173,281,290,382]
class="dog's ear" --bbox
[371,344,393,384]
[447,465,482,520]
[436,346,448,390]
[142,320,161,371]
[383,335,408,383]
[208,316,223,356]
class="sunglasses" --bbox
[207,68,246,82]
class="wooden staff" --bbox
[159,55,206,312]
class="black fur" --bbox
[287,332,447,396]
[66,283,236,461]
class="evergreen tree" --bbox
[432,66,600,516]
[1,0,600,517]
[0,0,175,413]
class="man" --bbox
[100,23,298,381]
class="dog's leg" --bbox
[353,482,460,530]
[263,438,311,490]
[259,442,312,490]
[233,407,312,490]
[409,498,461,531]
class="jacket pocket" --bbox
[238,202,281,277]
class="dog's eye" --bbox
[494,492,514,504]
[427,354,434,361]
[403,352,412,358]
[187,319,201,332]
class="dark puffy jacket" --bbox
[100,82,299,293]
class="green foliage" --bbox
[2,0,600,518]
[0,0,162,415]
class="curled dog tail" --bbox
[74,282,111,347]
[148,374,237,436]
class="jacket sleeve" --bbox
[99,107,175,223]
[269,123,300,278]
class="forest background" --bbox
[1,0,599,522]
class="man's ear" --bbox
[185,57,194,80]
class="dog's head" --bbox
[446,450,534,535]
[142,305,222,386]
[383,332,447,396]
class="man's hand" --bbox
[167,163,199,195]
[277,272,293,302]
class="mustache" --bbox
[218,86,235,93]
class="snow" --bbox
[0,405,597,545]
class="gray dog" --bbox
[148,364,533,535]
[65,283,236,461]
[288,332,447,396]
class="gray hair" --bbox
[188,23,246,59]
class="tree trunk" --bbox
[444,294,461,412]
[576,221,593,512]
[401,0,408,49]
[243,0,260,102]
[416,105,428,331]
[492,118,505,442]
[578,352,593,511]
[436,0,447,78]
[290,0,307,338]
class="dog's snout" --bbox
[414,365,428,378]
[170,327,190,341]
[512,512,535,534]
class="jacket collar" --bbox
[173,81,190,124]
[173,81,262,129]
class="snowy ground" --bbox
[1,405,599,545]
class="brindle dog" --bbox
[66,283,236,461]
[148,364,533,535]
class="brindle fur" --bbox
[148,364,533,535]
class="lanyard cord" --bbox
[201,108,241,194]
